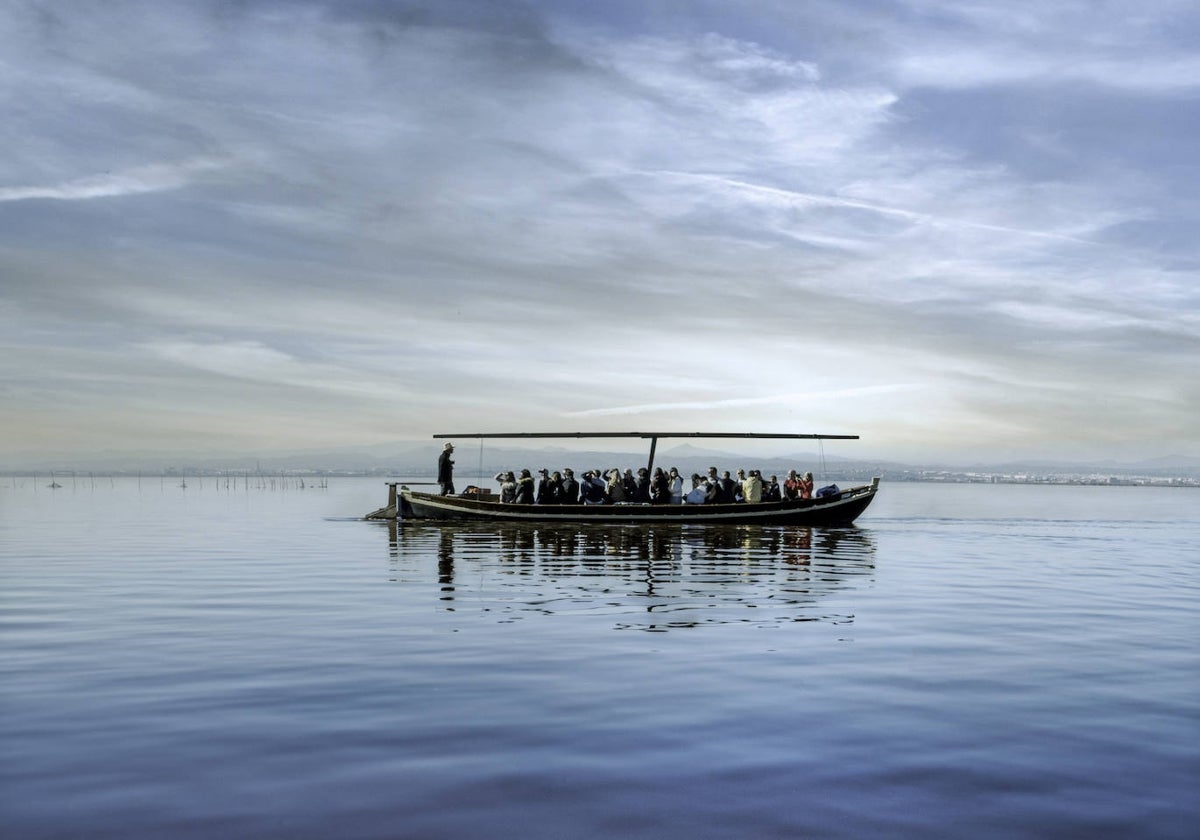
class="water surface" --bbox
[2,479,1197,838]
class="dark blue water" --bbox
[2,478,1197,838]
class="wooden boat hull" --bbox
[400,478,879,526]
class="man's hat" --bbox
[444,442,454,449]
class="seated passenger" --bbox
[764,475,782,502]
[560,469,580,504]
[742,469,763,503]
[494,471,517,504]
[580,471,607,504]
[685,474,709,505]
[535,469,554,504]
[550,471,563,502]
[635,468,651,503]
[606,469,626,503]
[668,467,684,505]
[716,471,737,504]
[650,468,670,505]
[515,469,535,504]
[799,471,814,500]
[622,469,638,501]
[783,469,801,500]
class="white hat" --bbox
[444,442,454,449]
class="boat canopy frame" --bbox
[432,431,860,477]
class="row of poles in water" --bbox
[8,473,331,491]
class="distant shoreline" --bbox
[2,470,1196,488]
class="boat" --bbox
[371,432,880,526]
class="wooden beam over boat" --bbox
[433,430,859,475]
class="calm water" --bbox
[2,478,1197,838]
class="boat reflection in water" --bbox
[383,521,876,631]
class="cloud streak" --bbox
[567,385,925,417]
[0,158,224,203]
[647,171,1100,245]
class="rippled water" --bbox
[2,478,1197,838]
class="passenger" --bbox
[668,467,684,505]
[560,469,580,504]
[606,469,626,503]
[622,469,638,502]
[650,468,670,505]
[704,474,720,504]
[716,470,737,504]
[635,468,651,503]
[783,469,802,500]
[580,471,607,504]
[799,471,814,500]
[535,469,554,504]
[515,469,535,504]
[494,470,517,503]
[734,469,746,502]
[742,469,763,504]
[685,474,709,504]
[706,466,720,489]
[764,475,782,502]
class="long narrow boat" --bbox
[383,432,880,526]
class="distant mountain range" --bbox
[5,442,1199,479]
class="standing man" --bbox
[438,442,455,496]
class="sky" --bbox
[2,0,1198,467]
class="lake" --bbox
[2,478,1197,838]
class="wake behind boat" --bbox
[368,431,880,526]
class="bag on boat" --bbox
[815,484,840,498]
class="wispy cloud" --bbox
[138,339,403,401]
[648,171,1099,245]
[567,385,924,417]
[0,158,224,203]
[895,46,1200,93]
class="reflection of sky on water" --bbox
[386,523,876,631]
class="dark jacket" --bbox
[622,473,638,501]
[515,475,535,505]
[437,451,454,484]
[635,474,651,503]
[651,472,670,504]
[716,477,737,504]
[580,476,606,504]
[560,477,580,504]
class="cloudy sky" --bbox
[2,0,1197,466]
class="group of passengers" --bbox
[493,466,815,505]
